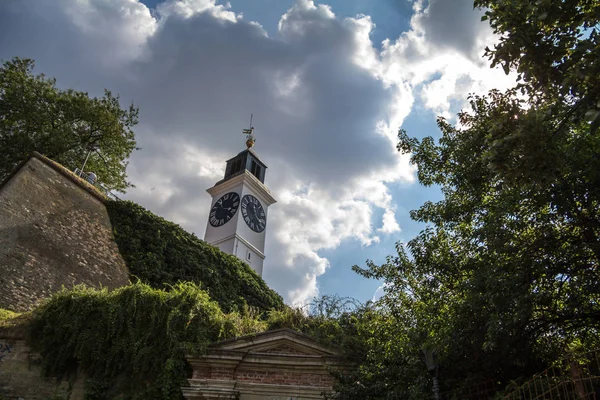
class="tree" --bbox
[348,1,600,398]
[350,91,600,399]
[0,57,138,191]
[476,0,600,132]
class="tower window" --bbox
[250,160,261,179]
[230,159,242,175]
[247,252,251,260]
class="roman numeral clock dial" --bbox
[209,192,240,227]
[241,194,266,233]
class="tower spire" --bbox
[242,114,255,149]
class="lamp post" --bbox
[423,349,440,400]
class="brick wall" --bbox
[193,366,334,387]
[0,155,130,311]
[235,369,334,387]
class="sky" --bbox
[0,0,516,306]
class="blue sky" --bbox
[0,0,516,305]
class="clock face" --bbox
[241,194,266,233]
[209,192,240,227]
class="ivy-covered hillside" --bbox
[105,200,284,313]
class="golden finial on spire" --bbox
[242,114,255,149]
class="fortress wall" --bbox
[0,155,129,312]
[0,335,85,400]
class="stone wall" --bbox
[0,154,129,311]
[0,332,84,400]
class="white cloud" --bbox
[0,0,516,305]
[157,0,237,21]
[64,0,157,65]
[379,209,401,234]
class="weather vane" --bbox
[242,114,255,149]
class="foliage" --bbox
[106,200,285,313]
[324,301,432,400]
[476,0,600,132]
[267,296,374,363]
[0,308,18,322]
[404,86,599,347]
[342,1,600,398]
[349,89,600,397]
[30,282,267,400]
[0,57,138,191]
[0,308,28,337]
[23,283,379,400]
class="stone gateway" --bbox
[183,329,345,399]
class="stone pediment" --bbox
[184,329,345,399]
[210,328,339,357]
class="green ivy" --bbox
[29,282,268,400]
[105,200,284,313]
[24,283,376,399]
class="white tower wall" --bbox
[204,166,275,277]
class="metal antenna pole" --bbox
[79,150,92,176]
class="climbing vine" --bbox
[29,282,267,400]
[105,200,284,313]
[21,284,377,400]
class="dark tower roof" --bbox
[221,148,267,184]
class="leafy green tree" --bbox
[0,57,138,191]
[351,90,600,399]
[476,0,600,132]
[347,1,600,398]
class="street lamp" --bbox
[422,349,440,400]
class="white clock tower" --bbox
[203,127,276,277]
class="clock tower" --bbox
[203,127,276,277]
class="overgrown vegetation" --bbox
[106,200,284,313]
[23,285,371,400]
[268,295,376,364]
[341,0,600,398]
[0,309,18,322]
[29,282,268,400]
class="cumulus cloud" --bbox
[0,0,515,305]
[362,0,516,119]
